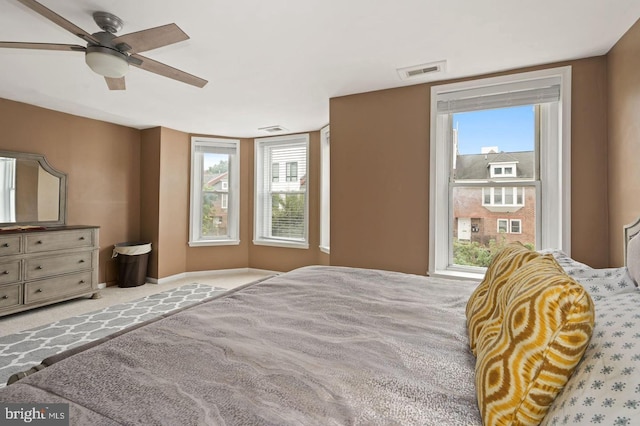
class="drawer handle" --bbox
[36,266,43,270]
[37,240,43,244]
[1,295,7,299]
[79,259,85,263]
[35,289,43,293]
[79,280,86,284]
[2,270,8,275]
[79,237,85,241]
[2,243,8,248]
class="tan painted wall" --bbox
[157,127,190,278]
[330,57,610,273]
[140,127,161,278]
[0,98,141,284]
[330,85,431,274]
[607,18,640,266]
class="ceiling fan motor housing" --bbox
[93,11,123,34]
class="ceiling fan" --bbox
[0,0,208,90]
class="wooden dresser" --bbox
[0,226,100,317]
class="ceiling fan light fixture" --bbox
[85,45,129,78]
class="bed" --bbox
[1,218,639,425]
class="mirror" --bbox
[0,150,66,227]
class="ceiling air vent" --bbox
[259,125,288,133]
[397,60,447,81]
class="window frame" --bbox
[319,125,330,254]
[510,219,522,234]
[497,219,509,233]
[429,66,572,279]
[189,137,240,247]
[254,133,310,249]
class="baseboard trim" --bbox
[146,268,280,285]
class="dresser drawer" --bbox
[25,230,94,253]
[0,235,22,256]
[25,272,93,303]
[25,252,93,280]
[0,260,21,284]
[0,284,21,309]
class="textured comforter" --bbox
[0,266,481,425]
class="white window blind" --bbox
[437,79,561,114]
[254,134,309,248]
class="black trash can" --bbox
[113,242,152,288]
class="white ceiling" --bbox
[0,1,638,138]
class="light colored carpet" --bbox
[0,283,228,388]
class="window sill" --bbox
[319,246,330,254]
[428,268,484,282]
[188,239,240,247]
[253,239,309,249]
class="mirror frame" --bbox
[0,150,67,227]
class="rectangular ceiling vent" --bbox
[397,60,447,81]
[258,125,288,133]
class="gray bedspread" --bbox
[0,266,481,425]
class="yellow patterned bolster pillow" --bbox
[475,254,594,426]
[466,243,541,356]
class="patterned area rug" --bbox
[0,283,227,388]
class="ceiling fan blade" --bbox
[105,77,126,90]
[130,54,207,88]
[112,23,189,54]
[0,41,85,51]
[16,0,99,44]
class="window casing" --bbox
[319,125,330,253]
[189,137,240,246]
[429,66,571,279]
[254,134,309,248]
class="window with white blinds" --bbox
[254,134,309,248]
[189,137,240,246]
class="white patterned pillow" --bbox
[542,290,640,425]
[538,249,593,276]
[628,232,640,287]
[570,267,637,301]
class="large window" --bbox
[429,67,571,278]
[319,125,330,253]
[189,137,240,246]
[254,134,309,248]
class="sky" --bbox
[454,105,534,155]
